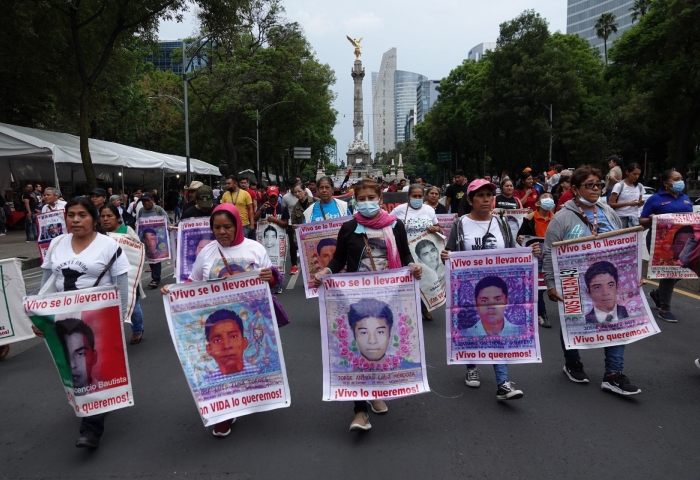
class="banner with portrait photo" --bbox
[106,232,145,320]
[408,231,446,311]
[648,213,700,279]
[0,258,36,346]
[522,236,546,290]
[446,248,541,364]
[136,216,170,263]
[163,272,290,426]
[552,228,659,349]
[436,214,455,240]
[256,219,287,272]
[23,286,134,417]
[318,268,430,402]
[36,211,67,262]
[493,209,530,243]
[175,219,215,283]
[296,216,351,298]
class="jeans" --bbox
[80,413,106,437]
[559,328,625,372]
[538,290,547,318]
[468,364,508,385]
[242,225,250,238]
[130,297,143,334]
[150,262,161,283]
[619,216,639,228]
[658,279,678,311]
[174,206,181,222]
[25,213,37,240]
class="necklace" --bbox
[468,214,493,233]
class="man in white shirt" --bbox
[41,187,66,213]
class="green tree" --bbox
[595,12,618,64]
[630,0,652,23]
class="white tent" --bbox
[0,122,220,195]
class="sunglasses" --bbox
[580,182,605,190]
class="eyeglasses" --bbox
[581,182,605,190]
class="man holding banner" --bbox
[254,186,289,294]
[136,193,170,289]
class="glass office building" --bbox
[467,42,497,61]
[416,80,440,124]
[394,70,426,145]
[567,0,635,54]
[145,40,207,75]
[372,48,397,153]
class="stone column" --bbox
[352,60,365,141]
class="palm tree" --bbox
[595,12,618,64]
[630,0,652,23]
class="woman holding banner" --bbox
[543,165,642,396]
[640,169,693,323]
[608,163,644,228]
[100,204,146,345]
[312,178,422,432]
[161,203,284,438]
[424,186,447,214]
[440,179,532,401]
[34,198,131,449]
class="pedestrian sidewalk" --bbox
[0,230,43,269]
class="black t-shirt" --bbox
[494,195,520,209]
[181,205,212,219]
[433,203,447,214]
[22,191,37,213]
[445,183,468,214]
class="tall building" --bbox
[394,70,426,145]
[372,48,397,153]
[567,0,635,54]
[416,80,440,124]
[467,42,497,61]
[145,40,208,75]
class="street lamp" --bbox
[255,101,294,184]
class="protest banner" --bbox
[163,272,290,425]
[318,268,430,402]
[493,208,530,243]
[648,213,700,279]
[136,216,170,263]
[106,232,145,320]
[408,231,446,311]
[175,219,215,283]
[0,258,36,346]
[256,219,287,272]
[522,236,546,290]
[446,248,541,364]
[437,214,455,240]
[552,227,659,349]
[296,216,351,298]
[170,225,179,271]
[36,211,67,262]
[381,192,408,213]
[24,286,134,416]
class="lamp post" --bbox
[255,101,293,184]
[542,103,553,166]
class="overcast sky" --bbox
[158,1,567,162]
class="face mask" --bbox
[539,198,555,211]
[357,201,381,218]
[671,180,685,193]
[578,196,596,207]
[409,198,423,209]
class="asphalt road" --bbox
[3,261,700,479]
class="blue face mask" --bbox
[671,180,685,193]
[409,198,423,209]
[578,196,597,207]
[539,198,555,211]
[357,201,381,218]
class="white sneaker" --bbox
[695,358,700,370]
[465,367,481,387]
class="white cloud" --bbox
[295,10,332,37]
[342,12,384,32]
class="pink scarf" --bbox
[354,210,402,269]
[211,203,246,247]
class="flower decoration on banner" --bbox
[332,312,414,371]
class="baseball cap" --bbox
[196,186,214,209]
[141,192,154,200]
[523,167,532,173]
[90,188,107,197]
[266,186,280,198]
[187,181,204,191]
[467,179,497,197]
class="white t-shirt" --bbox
[611,182,643,217]
[41,234,131,292]
[41,200,66,213]
[391,204,438,238]
[189,238,271,281]
[458,216,506,251]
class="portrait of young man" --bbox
[583,261,629,324]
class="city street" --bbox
[2,261,700,479]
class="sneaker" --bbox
[695,358,700,370]
[563,361,590,383]
[649,289,660,309]
[0,232,6,236]
[658,311,678,323]
[601,372,641,395]
[367,400,388,414]
[26,240,34,243]
[290,265,299,275]
[538,315,552,328]
[212,418,236,437]
[349,412,371,431]
[273,285,283,294]
[496,381,523,400]
[465,367,481,387]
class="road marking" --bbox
[645,280,700,301]
[286,273,298,290]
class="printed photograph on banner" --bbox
[648,213,700,279]
[256,219,287,271]
[24,286,133,416]
[522,236,546,290]
[0,258,36,346]
[408,231,446,310]
[436,214,455,240]
[318,269,430,402]
[296,216,350,298]
[552,229,659,349]
[164,273,290,425]
[137,216,170,263]
[446,249,541,364]
[493,209,530,242]
[36,211,67,262]
[176,219,215,283]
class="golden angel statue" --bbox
[346,36,363,60]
